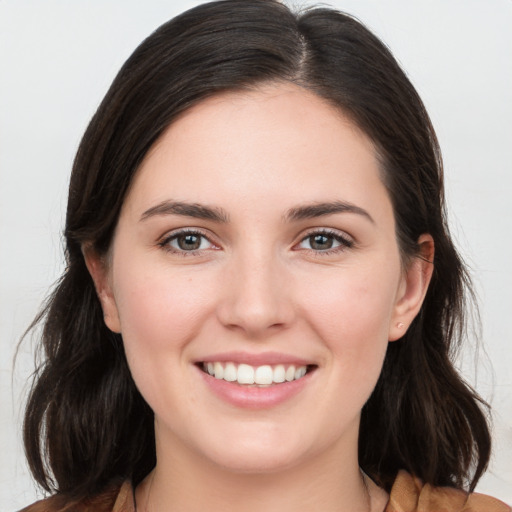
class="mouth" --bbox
[197,361,317,387]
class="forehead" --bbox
[123,83,390,220]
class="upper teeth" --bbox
[203,362,308,385]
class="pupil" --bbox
[178,234,200,250]
[311,234,332,250]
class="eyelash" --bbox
[158,228,217,257]
[295,229,354,255]
[157,228,354,256]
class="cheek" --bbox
[112,261,215,358]
[110,263,217,414]
[298,264,399,383]
[303,270,398,341]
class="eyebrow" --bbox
[140,199,374,224]
[284,200,375,224]
[140,200,230,223]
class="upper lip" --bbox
[196,351,315,367]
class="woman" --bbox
[19,0,510,511]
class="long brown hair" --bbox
[22,0,490,501]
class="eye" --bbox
[159,230,217,254]
[296,230,353,253]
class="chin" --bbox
[192,422,311,474]
[210,446,305,475]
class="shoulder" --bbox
[18,481,134,512]
[386,470,511,512]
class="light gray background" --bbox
[1,0,511,509]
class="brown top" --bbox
[19,471,511,512]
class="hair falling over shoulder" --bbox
[21,0,491,502]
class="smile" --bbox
[201,362,310,386]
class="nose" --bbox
[216,248,295,338]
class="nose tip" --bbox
[216,260,294,337]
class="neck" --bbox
[136,426,387,512]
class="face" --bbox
[88,84,431,475]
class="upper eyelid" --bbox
[298,227,354,242]
[159,227,213,242]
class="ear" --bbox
[389,234,434,341]
[82,245,121,334]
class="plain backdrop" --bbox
[1,0,511,509]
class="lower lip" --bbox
[196,366,314,409]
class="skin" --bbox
[86,83,433,512]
